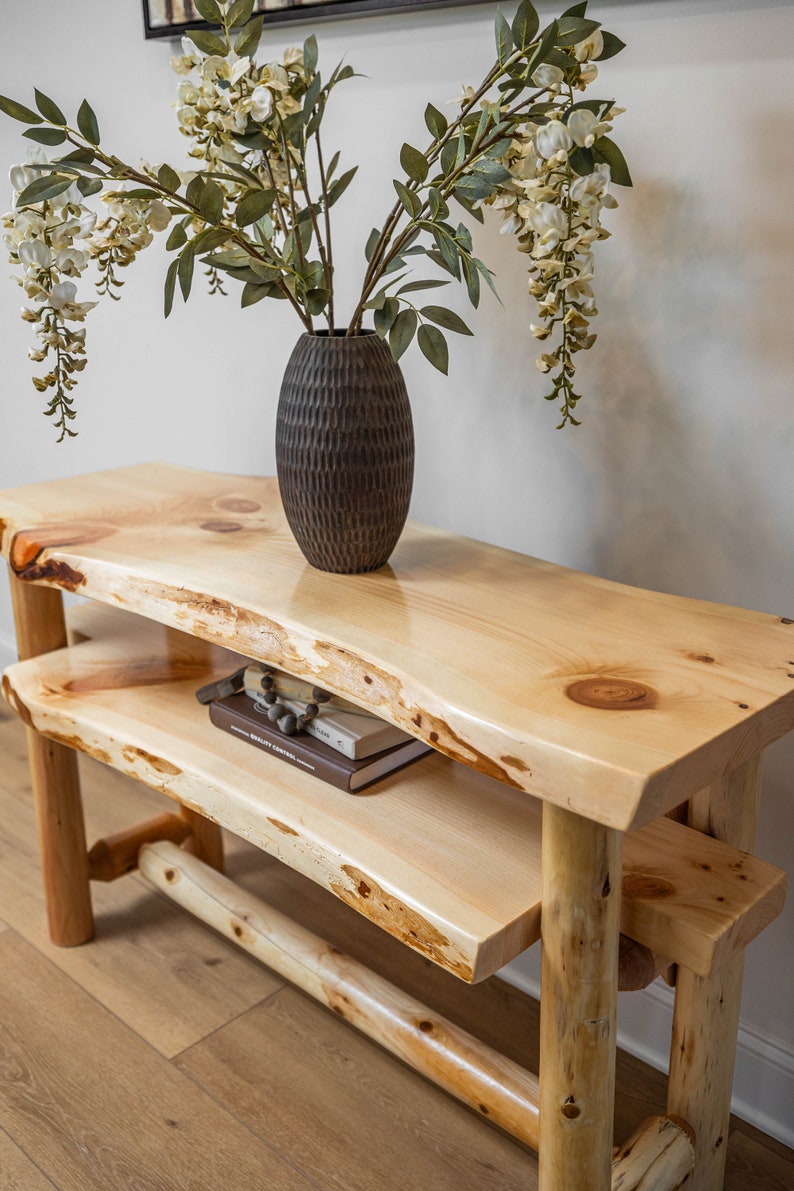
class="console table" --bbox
[0,463,791,1191]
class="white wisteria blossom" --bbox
[1,0,629,436]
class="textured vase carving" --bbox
[276,331,415,574]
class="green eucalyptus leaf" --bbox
[193,0,223,24]
[421,305,473,336]
[484,137,513,159]
[461,256,481,308]
[304,34,319,73]
[34,89,66,125]
[0,94,43,124]
[188,29,228,55]
[455,222,473,254]
[326,165,357,208]
[303,73,322,117]
[400,143,428,184]
[76,99,100,145]
[23,127,67,146]
[454,128,466,171]
[15,174,74,207]
[431,227,461,280]
[525,20,559,76]
[597,31,626,61]
[474,256,501,303]
[158,163,181,193]
[428,187,449,222]
[374,297,399,338]
[186,174,206,208]
[568,146,595,176]
[418,324,448,375]
[591,135,632,186]
[494,8,513,63]
[424,102,447,140]
[178,242,196,302]
[166,222,188,252]
[454,174,493,203]
[389,308,417,361]
[306,287,330,315]
[397,278,450,295]
[365,227,381,262]
[325,150,341,180]
[234,15,264,58]
[440,138,457,176]
[555,17,601,47]
[512,0,540,50]
[76,176,103,198]
[247,259,281,281]
[227,0,255,28]
[232,130,271,151]
[241,281,270,308]
[192,228,230,252]
[472,159,511,185]
[393,179,421,218]
[164,257,179,318]
[117,187,160,199]
[561,2,588,16]
[236,188,275,226]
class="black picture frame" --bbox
[142,0,490,38]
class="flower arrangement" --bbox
[1,0,629,440]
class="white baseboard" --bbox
[502,964,794,1150]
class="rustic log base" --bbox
[138,840,694,1190]
[139,838,542,1149]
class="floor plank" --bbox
[177,985,537,1191]
[0,932,317,1191]
[724,1127,794,1191]
[0,1126,57,1191]
[0,782,283,1057]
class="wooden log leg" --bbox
[9,577,94,945]
[666,756,762,1191]
[539,804,623,1191]
[179,806,224,873]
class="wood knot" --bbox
[566,677,657,711]
[561,1099,581,1120]
[199,520,242,533]
[622,872,676,900]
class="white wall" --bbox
[1,0,792,1145]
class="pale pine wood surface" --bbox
[3,603,785,986]
[1,462,793,829]
[0,702,790,1191]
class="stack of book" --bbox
[202,661,431,793]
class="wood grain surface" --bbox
[3,604,784,986]
[2,462,793,829]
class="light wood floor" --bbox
[0,702,791,1191]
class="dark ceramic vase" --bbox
[275,330,415,574]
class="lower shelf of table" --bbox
[2,601,784,984]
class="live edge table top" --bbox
[1,462,792,832]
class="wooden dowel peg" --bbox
[87,812,193,882]
[611,1115,694,1191]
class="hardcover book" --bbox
[209,693,432,793]
[243,661,413,759]
[245,687,413,760]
